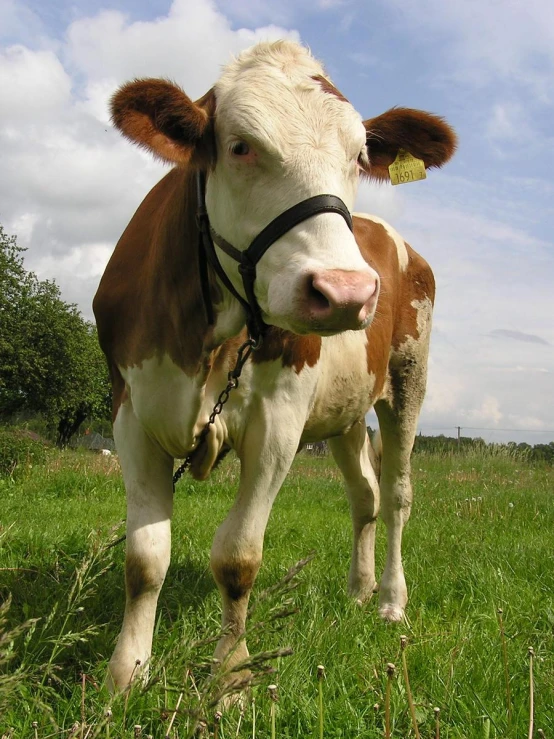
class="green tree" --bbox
[0,225,111,445]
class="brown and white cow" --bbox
[94,40,456,691]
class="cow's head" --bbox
[111,41,456,336]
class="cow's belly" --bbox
[301,331,376,442]
[119,355,208,458]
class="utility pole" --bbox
[457,426,461,445]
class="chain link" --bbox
[172,335,261,487]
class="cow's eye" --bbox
[230,141,250,156]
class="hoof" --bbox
[378,603,405,622]
[348,580,378,605]
[215,670,253,711]
[219,685,250,712]
[351,589,376,606]
[107,657,148,694]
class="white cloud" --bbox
[486,103,522,141]
[0,0,297,319]
[462,395,503,426]
[65,0,298,97]
[382,0,554,92]
[32,243,113,291]
[0,45,71,122]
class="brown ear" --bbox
[111,79,215,165]
[361,108,457,181]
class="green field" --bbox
[1,448,553,737]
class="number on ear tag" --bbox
[388,149,427,186]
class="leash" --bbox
[172,334,260,487]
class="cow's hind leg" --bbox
[108,402,174,691]
[374,352,428,622]
[329,419,380,603]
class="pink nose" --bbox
[304,269,379,330]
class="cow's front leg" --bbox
[210,397,304,680]
[108,402,174,691]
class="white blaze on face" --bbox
[206,41,378,335]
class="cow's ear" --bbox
[111,79,215,166]
[361,108,457,181]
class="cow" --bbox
[94,39,456,691]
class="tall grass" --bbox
[1,448,553,736]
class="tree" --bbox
[0,225,111,445]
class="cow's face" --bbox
[111,41,456,336]
[205,45,377,336]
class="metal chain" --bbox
[172,335,261,487]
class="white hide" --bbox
[109,399,173,689]
[303,331,376,440]
[120,356,207,458]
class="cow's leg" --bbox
[374,356,427,622]
[108,402,174,691]
[328,419,380,603]
[210,397,305,678]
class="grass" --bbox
[0,447,553,737]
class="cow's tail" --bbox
[367,428,382,482]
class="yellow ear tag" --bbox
[388,149,427,186]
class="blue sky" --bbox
[1,0,553,443]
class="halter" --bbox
[195,171,353,341]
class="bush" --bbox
[0,428,48,478]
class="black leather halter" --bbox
[196,171,353,341]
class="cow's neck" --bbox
[123,167,246,376]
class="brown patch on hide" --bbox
[251,326,322,373]
[212,559,260,601]
[351,215,435,401]
[311,74,350,104]
[94,166,220,377]
[353,216,396,398]
[391,243,435,351]
[96,82,220,388]
[126,554,164,600]
[212,332,249,374]
[362,108,457,181]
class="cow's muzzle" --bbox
[301,268,379,331]
[196,171,359,340]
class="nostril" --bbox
[307,278,331,311]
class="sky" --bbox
[1,0,553,444]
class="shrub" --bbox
[0,428,48,479]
